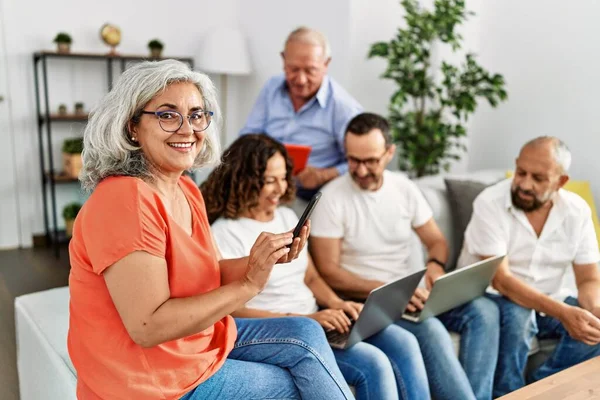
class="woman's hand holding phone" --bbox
[277,220,310,263]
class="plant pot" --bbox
[75,104,85,115]
[150,48,162,58]
[57,42,71,54]
[63,152,82,179]
[65,218,75,237]
[58,105,67,116]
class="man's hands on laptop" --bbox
[410,260,445,313]
[406,288,429,313]
[332,300,363,321]
[309,301,363,333]
[425,262,445,291]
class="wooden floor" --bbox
[0,246,70,400]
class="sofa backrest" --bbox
[414,169,506,271]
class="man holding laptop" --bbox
[310,112,499,400]
[239,27,362,203]
[459,136,600,397]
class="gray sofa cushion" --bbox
[444,179,492,271]
[417,185,454,268]
[414,170,506,271]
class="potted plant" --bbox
[62,137,84,179]
[62,202,82,237]
[58,103,67,116]
[368,0,508,177]
[74,102,85,115]
[148,39,164,58]
[53,32,72,54]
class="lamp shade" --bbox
[197,27,252,75]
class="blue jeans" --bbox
[181,317,354,399]
[396,317,476,400]
[489,294,600,398]
[437,297,500,400]
[333,324,430,400]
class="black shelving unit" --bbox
[33,51,194,257]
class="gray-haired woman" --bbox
[67,60,353,400]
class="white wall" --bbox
[1,0,239,246]
[347,0,403,115]
[466,0,600,208]
[4,0,600,247]
[0,0,21,249]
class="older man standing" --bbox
[240,26,362,203]
[460,136,600,397]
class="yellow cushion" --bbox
[506,170,600,249]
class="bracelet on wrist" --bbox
[427,258,446,269]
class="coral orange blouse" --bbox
[68,175,236,399]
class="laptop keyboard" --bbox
[404,309,421,318]
[325,319,356,349]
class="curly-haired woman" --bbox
[201,133,431,400]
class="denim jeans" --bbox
[181,317,354,399]
[488,294,600,398]
[437,296,500,400]
[333,324,430,400]
[396,317,476,400]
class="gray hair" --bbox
[80,59,221,191]
[284,26,331,59]
[522,136,571,173]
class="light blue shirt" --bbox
[240,74,363,176]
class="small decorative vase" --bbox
[57,42,71,54]
[63,153,83,179]
[150,48,162,58]
[65,219,75,237]
[74,103,85,116]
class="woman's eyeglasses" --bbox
[141,110,214,133]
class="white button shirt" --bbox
[459,179,600,301]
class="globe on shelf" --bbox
[100,23,121,55]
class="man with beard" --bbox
[310,112,500,400]
[459,136,600,397]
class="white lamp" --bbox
[197,27,252,144]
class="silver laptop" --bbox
[326,269,425,350]
[401,255,505,323]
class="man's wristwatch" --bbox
[427,258,446,269]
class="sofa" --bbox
[16,169,564,399]
[15,286,76,400]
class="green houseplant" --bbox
[368,0,508,177]
[53,32,72,54]
[148,39,164,58]
[62,202,82,237]
[62,137,84,179]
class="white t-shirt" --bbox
[211,207,318,315]
[310,171,434,283]
[459,178,600,300]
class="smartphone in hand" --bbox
[288,191,322,246]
